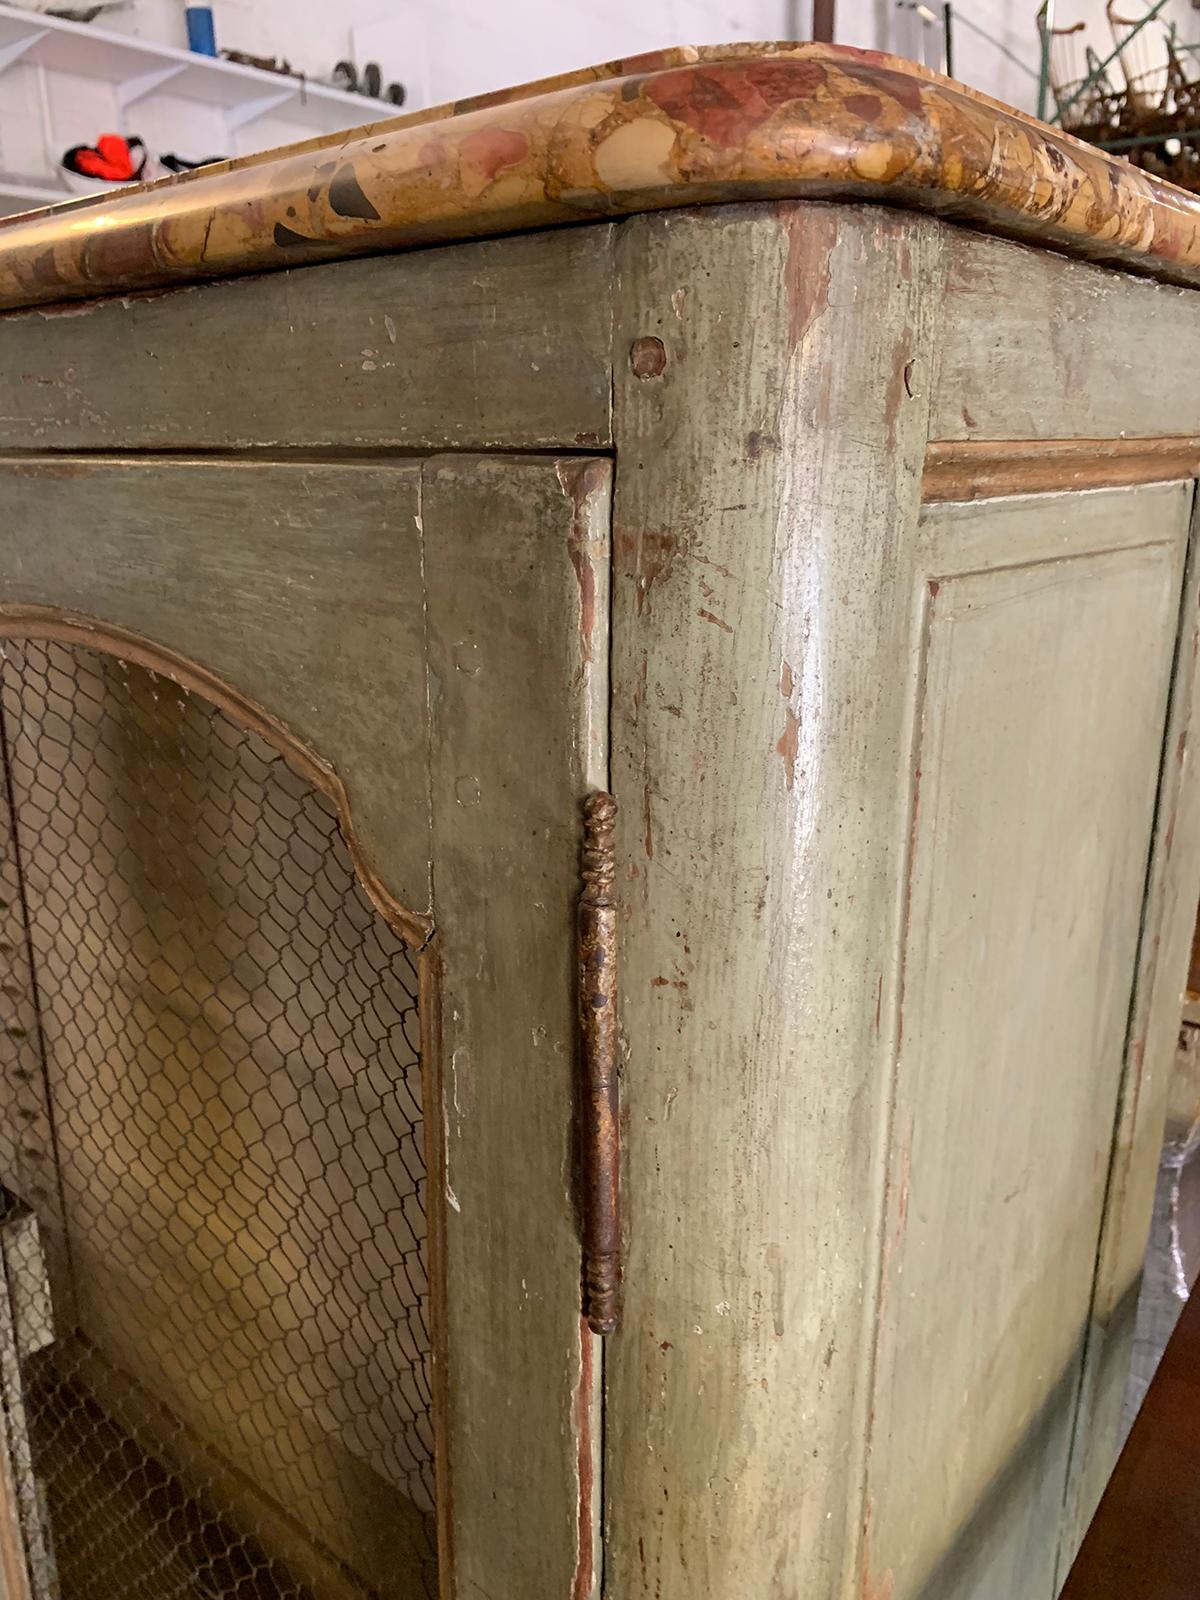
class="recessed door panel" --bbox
[866,484,1192,1600]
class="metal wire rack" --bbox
[0,638,436,1600]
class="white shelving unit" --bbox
[0,1,393,216]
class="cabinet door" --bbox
[0,453,609,1600]
[419,453,609,1600]
[863,481,1199,1600]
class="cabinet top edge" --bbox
[2,40,1200,310]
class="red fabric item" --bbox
[72,135,138,181]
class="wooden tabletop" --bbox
[1060,1283,1200,1598]
[3,42,1200,310]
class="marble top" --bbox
[1,42,1198,309]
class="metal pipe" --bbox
[1051,0,1170,123]
[812,0,836,43]
[1098,125,1200,147]
[1037,0,1055,121]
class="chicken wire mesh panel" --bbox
[0,637,437,1600]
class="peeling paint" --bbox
[697,607,733,634]
[861,1565,896,1600]
[557,458,609,665]
[630,335,668,379]
[619,528,682,618]
[776,706,801,791]
[572,1316,597,1600]
[779,201,835,351]
[884,331,914,450]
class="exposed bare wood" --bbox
[0,1444,31,1600]
[924,437,1200,502]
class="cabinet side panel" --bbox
[1059,484,1200,1572]
[607,202,942,1600]
[866,488,1191,1600]
[931,230,1200,442]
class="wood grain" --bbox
[421,453,609,1600]
[924,438,1200,501]
[1057,483,1200,1576]
[866,487,1190,1600]
[606,201,942,1600]
[930,229,1200,441]
[0,227,613,452]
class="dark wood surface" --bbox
[1061,1284,1200,1597]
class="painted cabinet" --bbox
[0,41,1199,1600]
